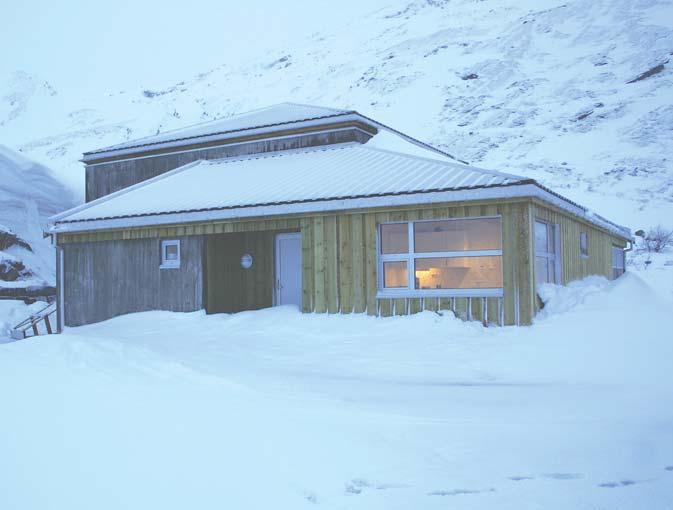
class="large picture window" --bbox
[378,217,503,297]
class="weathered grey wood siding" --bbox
[86,129,371,201]
[62,236,203,327]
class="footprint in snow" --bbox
[428,488,496,496]
[345,479,409,495]
[303,491,318,504]
[542,473,584,480]
[345,479,369,495]
[508,476,534,482]
[598,480,637,488]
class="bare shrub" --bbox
[641,225,673,253]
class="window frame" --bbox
[611,245,625,279]
[160,239,181,269]
[534,219,561,286]
[580,231,589,258]
[376,216,504,298]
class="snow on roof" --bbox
[84,103,354,157]
[81,102,460,164]
[56,144,527,222]
[53,144,631,240]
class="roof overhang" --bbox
[82,115,376,165]
[81,110,458,165]
[50,182,632,241]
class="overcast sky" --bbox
[2,0,389,97]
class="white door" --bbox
[275,233,302,308]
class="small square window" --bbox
[580,232,588,257]
[161,240,180,269]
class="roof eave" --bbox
[50,181,631,241]
[81,111,364,163]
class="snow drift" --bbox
[0,273,671,509]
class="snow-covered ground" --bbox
[1,271,671,509]
[1,1,672,507]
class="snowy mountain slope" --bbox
[1,0,672,230]
[0,146,75,286]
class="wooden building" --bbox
[49,103,631,329]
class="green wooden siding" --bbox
[532,201,627,283]
[58,198,628,327]
[531,200,628,313]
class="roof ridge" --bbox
[281,101,354,114]
[84,104,357,156]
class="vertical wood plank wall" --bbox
[62,236,203,326]
[59,202,535,326]
[531,201,627,313]
[85,129,372,202]
[298,201,533,325]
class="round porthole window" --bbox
[240,253,254,269]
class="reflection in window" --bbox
[160,239,180,269]
[377,217,503,295]
[415,256,502,289]
[380,223,408,254]
[165,244,179,261]
[535,256,556,287]
[383,261,408,288]
[414,218,502,252]
[534,220,557,285]
[611,246,625,279]
[580,232,588,257]
[534,221,549,253]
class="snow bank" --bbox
[0,299,43,338]
[0,273,671,509]
[526,274,673,387]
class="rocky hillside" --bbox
[0,146,74,290]
[0,0,671,231]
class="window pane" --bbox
[380,224,408,254]
[414,256,502,289]
[535,256,549,286]
[535,221,548,253]
[383,261,408,288]
[165,244,178,260]
[612,246,624,269]
[547,259,557,284]
[414,218,501,253]
[580,232,588,256]
[547,224,555,253]
[611,246,624,279]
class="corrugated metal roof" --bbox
[57,144,528,224]
[85,103,354,156]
